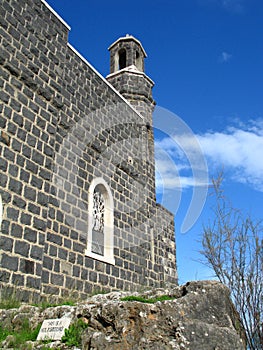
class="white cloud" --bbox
[197,120,263,191]
[155,157,205,192]
[155,119,263,192]
[156,174,207,192]
[219,51,232,63]
[155,134,209,192]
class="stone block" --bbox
[43,256,53,270]
[0,236,13,252]
[30,246,43,261]
[0,270,11,283]
[0,159,8,172]
[7,207,19,221]
[15,240,30,257]
[9,178,22,194]
[20,212,32,225]
[11,222,22,238]
[26,276,41,289]
[1,253,18,271]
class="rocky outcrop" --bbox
[0,281,245,349]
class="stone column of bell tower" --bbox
[106,35,156,200]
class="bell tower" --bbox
[106,35,155,126]
[106,35,156,202]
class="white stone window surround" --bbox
[85,177,115,265]
[0,194,2,229]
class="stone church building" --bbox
[0,0,177,301]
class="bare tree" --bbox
[200,174,263,350]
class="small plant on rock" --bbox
[121,294,175,303]
[35,299,76,310]
[62,318,88,347]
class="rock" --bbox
[81,281,245,350]
[0,281,245,350]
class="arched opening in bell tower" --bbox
[136,50,143,71]
[118,48,127,70]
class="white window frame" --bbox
[85,177,115,265]
[0,194,2,229]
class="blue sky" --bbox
[45,0,263,283]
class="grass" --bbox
[120,294,176,303]
[61,318,88,347]
[33,299,76,310]
[0,297,76,310]
[0,284,78,310]
[0,294,21,309]
[0,293,76,349]
[0,325,10,343]
[0,318,42,349]
[89,288,109,296]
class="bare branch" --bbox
[200,175,263,350]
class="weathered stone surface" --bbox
[0,281,245,350]
[80,281,245,350]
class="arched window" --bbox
[85,178,115,265]
[118,48,127,70]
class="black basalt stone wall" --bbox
[0,0,177,301]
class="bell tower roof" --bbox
[108,34,147,58]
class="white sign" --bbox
[37,317,71,341]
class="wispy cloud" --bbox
[155,119,263,192]
[220,0,245,13]
[155,134,209,192]
[155,156,206,192]
[198,0,245,13]
[218,51,232,63]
